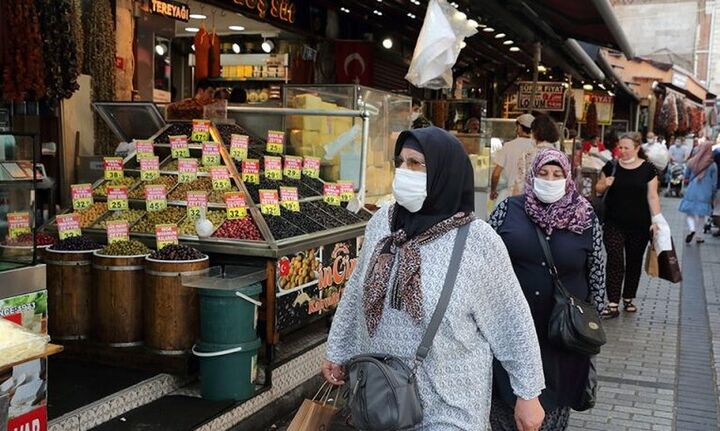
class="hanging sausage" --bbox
[1,0,46,101]
[194,22,210,82]
[209,16,221,79]
[36,0,80,104]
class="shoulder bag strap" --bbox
[534,226,572,299]
[600,160,618,203]
[415,223,470,362]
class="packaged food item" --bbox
[0,319,50,368]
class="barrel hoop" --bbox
[93,264,145,271]
[45,259,92,266]
[145,268,209,277]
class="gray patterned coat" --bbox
[326,205,546,430]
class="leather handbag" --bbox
[535,227,607,356]
[592,160,617,223]
[345,223,470,431]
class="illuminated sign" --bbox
[150,0,190,22]
[230,0,296,24]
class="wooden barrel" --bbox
[44,248,99,340]
[143,256,209,354]
[92,252,148,346]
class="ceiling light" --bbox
[537,65,547,72]
[509,46,520,52]
[495,33,506,39]
[232,43,241,54]
[583,84,594,91]
[373,9,383,16]
[598,83,606,90]
[155,44,166,56]
[450,2,459,7]
[191,44,195,51]
[407,12,416,18]
[228,25,245,31]
[185,27,199,33]
[340,7,350,13]
[503,40,514,45]
[189,13,206,20]
[382,38,393,49]
[608,91,615,96]
[483,27,494,32]
[261,39,275,53]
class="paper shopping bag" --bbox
[644,243,659,278]
[287,382,339,431]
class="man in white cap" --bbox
[490,113,534,203]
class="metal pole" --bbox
[528,42,542,113]
[226,106,364,117]
[359,111,371,204]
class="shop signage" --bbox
[225,192,247,219]
[259,189,281,216]
[106,220,130,244]
[0,290,48,332]
[283,156,302,180]
[202,142,221,167]
[242,159,260,184]
[56,213,81,240]
[303,156,320,178]
[103,157,124,180]
[150,0,190,22]
[156,224,179,250]
[107,186,129,211]
[170,135,190,158]
[266,130,285,154]
[338,181,355,202]
[323,183,340,206]
[71,184,94,210]
[145,185,168,212]
[178,158,198,183]
[580,92,615,126]
[517,81,566,111]
[211,166,232,190]
[192,119,211,142]
[227,0,296,24]
[140,156,160,181]
[135,140,155,159]
[7,212,31,239]
[230,134,249,161]
[264,156,283,180]
[186,191,208,219]
[7,369,48,431]
[280,186,300,212]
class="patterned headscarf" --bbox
[524,148,594,235]
[687,141,714,180]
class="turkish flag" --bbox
[335,41,373,85]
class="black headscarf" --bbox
[391,126,475,239]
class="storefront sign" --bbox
[178,158,198,183]
[517,81,566,111]
[71,184,94,210]
[225,192,247,219]
[0,290,48,333]
[150,0,190,22]
[140,156,160,181]
[323,183,340,206]
[283,156,302,180]
[135,140,155,158]
[211,166,232,190]
[580,92,615,126]
[266,130,285,154]
[56,213,81,240]
[259,189,281,216]
[106,220,130,244]
[186,191,208,219]
[338,181,355,202]
[280,186,299,212]
[170,135,190,158]
[103,157,124,180]
[192,119,211,142]
[145,185,168,212]
[7,212,31,238]
[303,157,320,178]
[156,224,179,250]
[230,134,249,161]
[202,142,221,166]
[264,156,283,180]
[227,0,296,24]
[107,186,129,211]
[242,159,260,184]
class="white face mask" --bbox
[533,177,567,204]
[621,156,636,163]
[393,168,427,213]
[410,111,420,122]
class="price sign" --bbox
[259,189,281,216]
[156,224,179,250]
[303,157,321,178]
[284,156,303,180]
[211,166,232,190]
[202,142,221,167]
[192,119,211,142]
[71,183,94,210]
[338,181,355,202]
[107,186,129,211]
[224,192,247,219]
[135,140,155,159]
[266,130,285,154]
[242,159,260,184]
[280,187,300,212]
[145,185,168,212]
[264,156,283,181]
[56,213,81,240]
[186,191,208,220]
[103,157,124,180]
[230,134,249,161]
[178,158,198,183]
[7,212,31,239]
[140,156,160,181]
[323,183,341,206]
[170,135,190,158]
[106,220,129,244]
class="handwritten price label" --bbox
[280,187,300,212]
[186,191,208,220]
[170,135,190,158]
[230,134,249,161]
[145,185,168,212]
[155,224,179,250]
[264,156,283,181]
[224,192,247,220]
[56,213,81,240]
[107,186,129,211]
[103,157,124,180]
[7,212,31,239]
[284,156,303,180]
[135,140,155,159]
[202,142,221,167]
[106,220,129,244]
[178,158,198,183]
[211,166,232,190]
[338,181,355,202]
[259,189,281,216]
[323,183,341,206]
[242,159,260,184]
[71,184,94,210]
[192,119,211,142]
[303,157,320,178]
[140,156,160,181]
[266,130,285,154]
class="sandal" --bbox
[686,231,696,243]
[623,300,637,313]
[601,303,620,319]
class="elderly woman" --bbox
[489,148,606,430]
[322,127,546,430]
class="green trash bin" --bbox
[198,282,262,344]
[193,337,261,401]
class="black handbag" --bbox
[535,227,607,356]
[345,223,470,431]
[592,160,617,223]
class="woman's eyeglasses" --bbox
[394,156,426,171]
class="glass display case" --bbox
[283,85,412,205]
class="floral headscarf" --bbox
[524,148,594,235]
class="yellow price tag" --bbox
[172,146,190,159]
[187,206,201,220]
[141,170,160,181]
[261,203,281,216]
[146,199,167,212]
[179,171,197,183]
[108,198,129,211]
[281,200,300,212]
[226,207,247,220]
[266,142,284,154]
[212,178,232,190]
[242,172,260,184]
[104,169,123,180]
[103,157,124,180]
[265,169,282,180]
[71,184,94,211]
[202,154,221,167]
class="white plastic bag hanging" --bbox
[405,0,478,89]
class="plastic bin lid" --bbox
[183,265,266,293]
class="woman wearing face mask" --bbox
[488,148,606,431]
[596,132,664,318]
[322,127,546,431]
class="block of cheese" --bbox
[287,115,322,131]
[291,94,322,109]
[289,130,320,147]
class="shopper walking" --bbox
[510,114,561,196]
[322,127,546,431]
[596,132,665,318]
[679,141,717,244]
[488,148,605,431]
[490,114,535,203]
